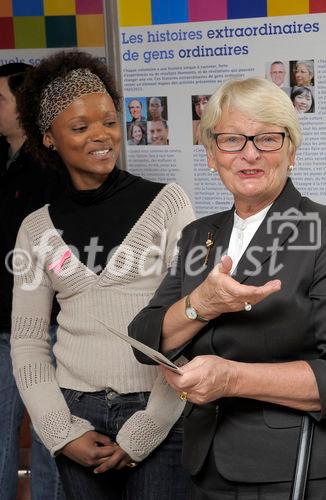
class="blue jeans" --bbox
[56,388,191,500]
[0,328,66,500]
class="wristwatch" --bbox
[185,295,209,323]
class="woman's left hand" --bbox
[162,355,237,404]
[93,444,133,473]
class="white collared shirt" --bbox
[227,204,272,275]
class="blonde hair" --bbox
[201,77,301,155]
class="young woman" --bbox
[11,50,194,500]
[291,85,315,113]
[127,121,146,145]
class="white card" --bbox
[93,317,183,374]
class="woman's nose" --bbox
[241,139,260,159]
[89,124,109,142]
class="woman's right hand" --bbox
[162,255,281,352]
[61,430,118,467]
[190,255,281,320]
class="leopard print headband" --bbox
[38,68,108,134]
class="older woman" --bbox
[129,77,326,499]
[291,85,315,113]
[10,51,194,499]
[293,60,314,87]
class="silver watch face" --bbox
[185,306,197,320]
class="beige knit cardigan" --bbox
[11,183,195,460]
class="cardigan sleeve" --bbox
[11,222,94,456]
[128,222,188,366]
[163,186,196,269]
[116,369,186,461]
[128,183,195,359]
[116,186,194,461]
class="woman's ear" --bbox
[206,150,217,172]
[43,132,55,150]
[289,149,296,168]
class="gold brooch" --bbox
[204,232,214,266]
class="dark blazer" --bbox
[129,179,326,482]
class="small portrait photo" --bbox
[290,60,314,87]
[266,60,289,88]
[290,85,315,114]
[147,120,169,146]
[147,96,168,121]
[127,121,147,146]
[125,97,147,122]
[192,94,211,145]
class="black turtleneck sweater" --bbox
[49,168,164,273]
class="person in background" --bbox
[192,95,210,120]
[269,61,286,87]
[129,77,326,499]
[291,85,315,113]
[292,60,314,87]
[0,63,65,500]
[128,98,146,122]
[127,121,147,145]
[148,120,169,145]
[192,95,210,145]
[11,50,194,500]
[147,96,165,121]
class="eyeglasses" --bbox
[211,132,288,152]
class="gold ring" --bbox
[244,302,252,312]
[179,391,188,401]
[126,460,137,468]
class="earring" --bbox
[48,144,55,151]
[209,167,215,172]
[288,165,294,174]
